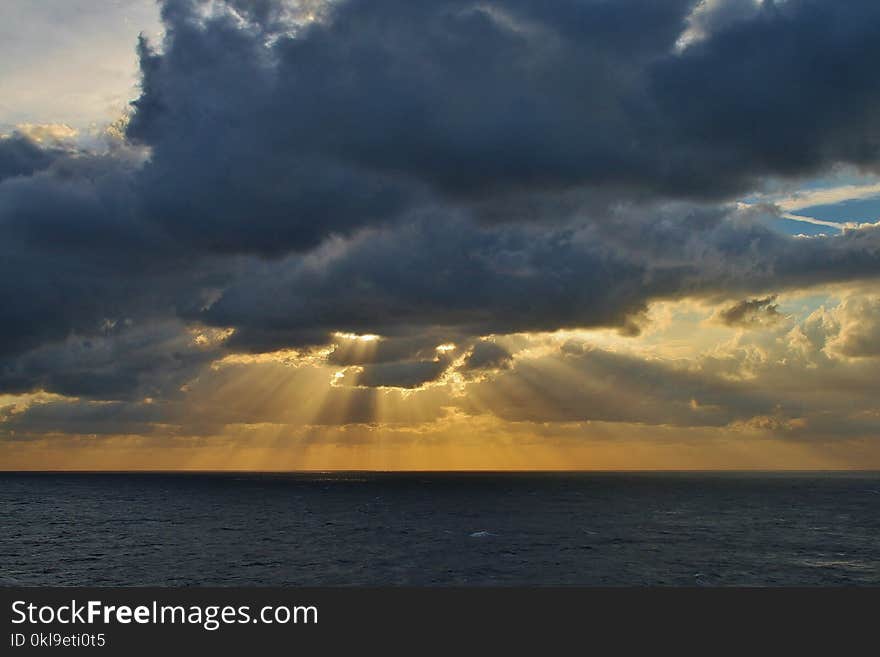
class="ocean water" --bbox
[1,471,878,586]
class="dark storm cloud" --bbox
[0,321,222,401]
[5,0,880,417]
[0,141,236,400]
[0,147,233,365]
[127,5,420,255]
[122,0,880,355]
[201,206,880,352]
[262,0,692,198]
[0,154,150,358]
[199,214,658,347]
[652,0,880,190]
[126,0,880,251]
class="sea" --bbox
[1,471,878,586]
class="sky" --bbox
[2,0,880,470]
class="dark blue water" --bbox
[1,472,878,586]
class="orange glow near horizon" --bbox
[4,419,880,471]
[4,295,880,472]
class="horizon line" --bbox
[3,468,879,474]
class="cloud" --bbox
[717,295,782,328]
[461,340,512,372]
[126,5,420,255]
[0,142,232,363]
[464,340,778,427]
[0,131,67,182]
[652,0,880,188]
[124,0,880,242]
[823,295,880,358]
[201,205,880,351]
[13,123,78,145]
[198,214,655,346]
[338,358,452,389]
[676,0,762,50]
[0,320,223,400]
[5,0,880,455]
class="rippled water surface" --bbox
[2,472,879,585]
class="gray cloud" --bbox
[717,295,782,328]
[4,0,880,443]
[0,132,64,182]
[342,358,451,389]
[0,146,233,366]
[0,320,221,400]
[461,341,512,372]
[202,206,880,352]
[199,214,657,346]
[124,0,880,246]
